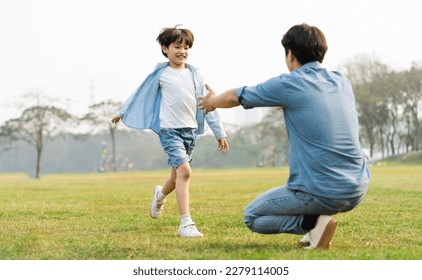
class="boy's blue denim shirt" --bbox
[236,61,370,199]
[119,62,226,140]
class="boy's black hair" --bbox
[281,23,328,65]
[156,25,194,58]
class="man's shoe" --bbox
[299,233,311,247]
[304,215,337,250]
[150,186,166,219]
[177,223,203,238]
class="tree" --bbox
[380,71,403,156]
[0,133,13,154]
[341,55,422,158]
[341,54,389,157]
[402,66,422,151]
[81,100,122,172]
[250,108,289,166]
[1,105,74,178]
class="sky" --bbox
[1,0,422,126]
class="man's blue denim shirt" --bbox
[119,62,226,140]
[236,61,370,199]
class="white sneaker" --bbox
[177,223,203,238]
[299,233,311,247]
[150,185,166,219]
[304,215,337,250]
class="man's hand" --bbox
[198,84,217,114]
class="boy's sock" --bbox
[157,190,167,202]
[180,214,194,226]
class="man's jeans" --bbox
[243,186,367,235]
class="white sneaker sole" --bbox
[177,225,203,238]
[177,233,203,238]
[305,218,337,250]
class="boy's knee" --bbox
[176,163,191,181]
[179,171,191,181]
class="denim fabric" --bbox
[243,185,367,235]
[159,128,197,168]
[236,61,370,199]
[119,62,226,140]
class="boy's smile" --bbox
[162,41,190,69]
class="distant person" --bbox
[99,141,108,172]
[111,25,228,238]
[199,23,370,249]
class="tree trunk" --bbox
[109,124,117,172]
[35,128,43,179]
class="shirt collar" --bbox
[300,61,322,70]
[156,62,198,71]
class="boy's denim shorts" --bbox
[158,128,197,168]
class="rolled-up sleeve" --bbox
[235,75,290,109]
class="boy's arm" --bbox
[203,108,229,152]
[198,83,229,151]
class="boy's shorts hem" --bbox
[158,128,197,169]
[171,158,193,169]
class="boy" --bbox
[199,24,370,249]
[112,25,228,238]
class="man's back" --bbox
[282,62,368,199]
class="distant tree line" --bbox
[1,54,421,178]
[343,55,422,158]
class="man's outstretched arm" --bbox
[198,84,240,114]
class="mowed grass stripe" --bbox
[0,165,421,259]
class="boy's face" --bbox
[162,40,190,69]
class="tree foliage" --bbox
[1,55,422,176]
[81,100,123,172]
[0,92,74,178]
[343,55,422,157]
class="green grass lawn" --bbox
[0,165,421,260]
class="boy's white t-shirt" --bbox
[159,66,198,129]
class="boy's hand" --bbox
[217,138,229,153]
[111,116,121,124]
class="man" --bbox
[199,23,370,249]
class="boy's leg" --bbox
[150,185,166,219]
[174,162,191,216]
[158,128,201,237]
[175,162,203,238]
[162,168,177,195]
[150,169,176,219]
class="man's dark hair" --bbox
[281,24,328,65]
[156,25,194,58]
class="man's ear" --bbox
[162,45,168,54]
[288,49,296,63]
